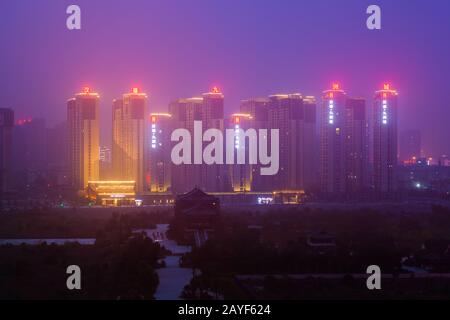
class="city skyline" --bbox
[3,0,450,304]
[4,83,413,198]
[1,1,450,157]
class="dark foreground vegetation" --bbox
[180,205,450,299]
[0,210,169,300]
[0,208,172,238]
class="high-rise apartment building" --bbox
[373,84,398,194]
[228,113,253,192]
[268,93,316,191]
[112,88,149,192]
[240,98,271,191]
[67,87,100,192]
[169,87,227,193]
[169,96,203,194]
[345,97,367,194]
[320,84,367,196]
[149,113,172,193]
[201,87,227,192]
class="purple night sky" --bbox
[1,0,449,156]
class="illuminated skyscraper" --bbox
[268,93,316,191]
[201,87,226,192]
[0,108,14,195]
[228,113,253,192]
[112,88,149,192]
[320,84,367,196]
[169,87,227,193]
[112,98,124,179]
[149,113,172,193]
[169,96,203,193]
[67,87,100,192]
[373,84,398,194]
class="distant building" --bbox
[373,84,399,195]
[345,97,368,195]
[86,180,136,206]
[169,87,228,194]
[398,163,450,192]
[149,113,173,193]
[240,98,269,126]
[240,98,271,191]
[228,113,253,192]
[12,118,47,189]
[320,84,367,197]
[174,188,220,245]
[267,93,316,192]
[67,87,100,192]
[46,122,69,187]
[439,155,450,167]
[0,108,14,195]
[400,130,421,163]
[112,88,149,192]
[201,88,227,192]
[169,96,203,194]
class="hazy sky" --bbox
[1,0,450,156]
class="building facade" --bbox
[320,84,368,197]
[112,88,149,192]
[345,97,368,195]
[228,113,253,192]
[373,84,398,194]
[268,93,316,192]
[67,87,100,192]
[169,87,228,194]
[149,113,173,193]
[240,98,271,191]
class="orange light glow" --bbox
[235,117,240,124]
[151,116,156,122]
[383,93,387,98]
[332,83,340,90]
[83,87,91,94]
[383,83,390,90]
[329,92,334,98]
[212,86,220,94]
[132,87,139,94]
